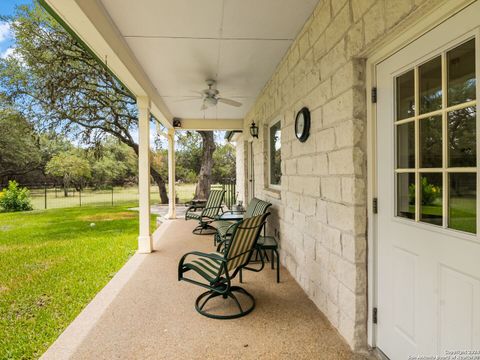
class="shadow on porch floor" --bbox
[42,220,352,359]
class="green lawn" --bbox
[403,197,476,233]
[28,183,197,210]
[0,204,156,359]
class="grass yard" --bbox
[29,183,197,210]
[403,197,476,233]
[0,204,156,359]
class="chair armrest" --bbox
[179,251,226,265]
[185,204,206,220]
[200,206,224,218]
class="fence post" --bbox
[111,186,114,206]
[44,183,47,209]
[79,188,82,207]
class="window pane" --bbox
[270,122,281,185]
[396,70,415,120]
[397,173,415,220]
[448,106,476,167]
[419,56,442,114]
[397,122,415,168]
[449,173,476,234]
[420,173,442,226]
[420,116,442,168]
[448,39,476,106]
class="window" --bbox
[269,121,282,187]
[394,39,477,234]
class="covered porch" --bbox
[41,219,352,359]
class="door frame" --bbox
[365,0,477,348]
[246,139,255,202]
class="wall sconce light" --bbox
[249,121,259,139]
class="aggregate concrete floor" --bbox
[42,220,353,360]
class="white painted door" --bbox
[376,2,480,358]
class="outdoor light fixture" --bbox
[249,121,259,139]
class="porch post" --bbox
[137,96,152,253]
[166,128,176,219]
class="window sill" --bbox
[264,187,281,200]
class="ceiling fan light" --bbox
[204,97,217,107]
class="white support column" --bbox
[166,128,176,219]
[137,96,152,253]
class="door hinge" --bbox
[373,197,378,214]
[373,307,378,324]
[371,87,377,103]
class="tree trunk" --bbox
[195,131,216,200]
[130,142,168,204]
[151,167,169,204]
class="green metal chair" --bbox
[214,197,271,245]
[178,213,270,319]
[185,190,225,235]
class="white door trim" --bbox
[365,0,477,348]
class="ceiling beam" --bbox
[177,119,244,131]
[43,0,173,128]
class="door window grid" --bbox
[394,38,477,234]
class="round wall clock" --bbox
[295,107,310,142]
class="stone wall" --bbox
[238,0,446,351]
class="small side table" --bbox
[257,236,280,283]
[240,235,280,283]
[217,212,244,221]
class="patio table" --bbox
[217,212,244,221]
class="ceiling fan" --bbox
[193,79,243,111]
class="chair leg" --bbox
[239,268,243,283]
[194,286,255,319]
[192,223,216,235]
[275,249,280,283]
[271,249,274,269]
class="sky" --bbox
[0,0,31,58]
[0,0,227,146]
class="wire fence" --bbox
[1,180,236,211]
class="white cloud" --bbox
[0,22,12,43]
[1,47,15,59]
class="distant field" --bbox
[28,183,197,210]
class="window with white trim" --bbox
[395,38,477,234]
[269,121,282,187]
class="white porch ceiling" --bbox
[100,0,319,119]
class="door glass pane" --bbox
[419,56,442,114]
[448,106,476,167]
[397,173,415,220]
[420,173,442,225]
[420,116,442,168]
[449,173,476,234]
[397,122,415,168]
[396,70,415,120]
[447,39,476,106]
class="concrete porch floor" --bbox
[42,220,353,360]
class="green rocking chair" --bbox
[185,190,225,235]
[178,213,270,319]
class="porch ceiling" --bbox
[98,0,319,119]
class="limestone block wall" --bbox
[237,0,447,351]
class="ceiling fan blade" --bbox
[218,98,242,107]
[172,97,202,103]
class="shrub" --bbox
[408,177,441,206]
[0,181,33,212]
